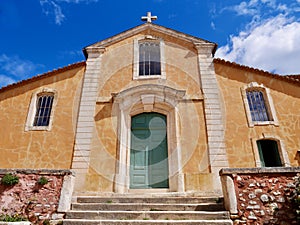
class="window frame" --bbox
[241,82,279,127]
[133,36,166,80]
[25,88,57,131]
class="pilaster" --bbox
[195,43,229,193]
[71,47,105,192]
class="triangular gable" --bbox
[83,23,217,58]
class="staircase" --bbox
[63,195,233,224]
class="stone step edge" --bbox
[67,210,229,214]
[63,219,233,223]
[75,197,222,203]
[75,196,222,199]
[73,191,222,197]
[72,202,223,206]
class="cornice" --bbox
[214,58,300,86]
[0,61,86,94]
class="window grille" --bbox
[139,42,161,76]
[33,94,54,126]
[246,90,271,122]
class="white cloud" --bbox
[221,0,294,17]
[40,0,65,25]
[58,50,83,59]
[40,0,98,25]
[232,1,258,16]
[52,1,65,25]
[0,54,41,78]
[0,54,44,88]
[0,75,16,88]
[211,21,216,30]
[216,14,300,74]
[57,0,98,3]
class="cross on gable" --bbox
[141,12,157,23]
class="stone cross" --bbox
[141,12,157,23]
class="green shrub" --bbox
[43,219,51,225]
[0,214,26,222]
[1,173,19,186]
[38,176,49,185]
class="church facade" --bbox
[0,17,299,196]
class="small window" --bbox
[241,82,278,127]
[246,90,270,122]
[25,88,57,131]
[33,94,54,126]
[133,37,166,80]
[139,42,161,76]
[257,140,282,167]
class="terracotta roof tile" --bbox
[286,75,300,81]
[0,61,86,94]
[214,58,300,86]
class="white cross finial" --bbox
[141,12,157,23]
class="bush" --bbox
[37,176,49,185]
[1,173,19,186]
[0,214,26,222]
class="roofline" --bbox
[83,23,217,58]
[214,58,300,86]
[0,61,86,94]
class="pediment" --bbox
[83,23,217,58]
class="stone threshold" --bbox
[73,191,222,198]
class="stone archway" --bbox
[112,84,185,193]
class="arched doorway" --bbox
[113,84,186,193]
[130,113,169,189]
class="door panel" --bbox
[130,113,169,189]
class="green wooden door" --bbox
[130,113,169,189]
[257,140,282,167]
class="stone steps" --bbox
[63,219,233,225]
[76,196,221,204]
[66,210,230,220]
[72,202,225,211]
[63,196,233,225]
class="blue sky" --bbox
[0,0,300,88]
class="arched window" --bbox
[246,90,270,122]
[25,88,57,131]
[241,82,278,127]
[33,93,54,126]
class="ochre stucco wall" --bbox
[84,33,210,192]
[0,66,85,169]
[215,62,300,168]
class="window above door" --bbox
[133,36,166,80]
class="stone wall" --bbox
[0,169,74,225]
[220,167,300,224]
